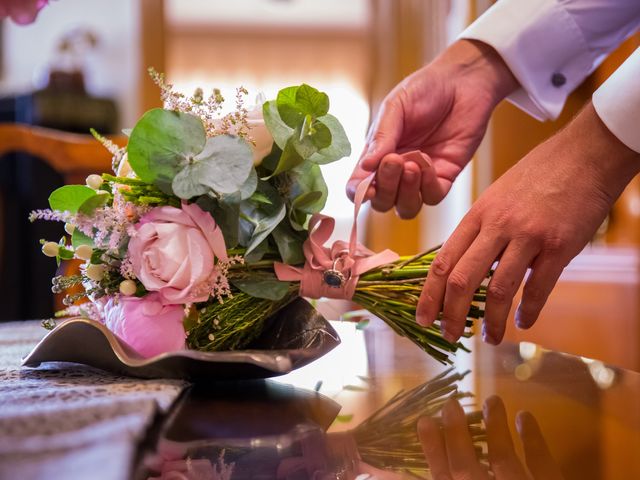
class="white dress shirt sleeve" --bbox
[459,0,640,121]
[593,47,640,153]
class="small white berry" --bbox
[42,242,60,257]
[75,244,93,261]
[208,333,215,341]
[85,174,103,190]
[85,264,105,281]
[119,280,137,296]
[64,223,75,235]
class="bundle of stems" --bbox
[186,246,488,365]
[349,368,486,477]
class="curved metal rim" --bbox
[21,317,301,372]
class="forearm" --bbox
[561,102,640,200]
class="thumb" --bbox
[359,100,403,171]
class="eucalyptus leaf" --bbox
[295,84,330,118]
[172,135,254,199]
[269,136,305,177]
[78,193,110,215]
[231,278,291,301]
[48,185,96,213]
[262,100,294,150]
[272,223,305,265]
[245,202,286,255]
[276,86,303,128]
[196,194,241,248]
[308,114,351,165]
[241,181,287,255]
[292,191,324,214]
[239,168,258,200]
[287,162,328,214]
[127,108,206,194]
[243,238,271,263]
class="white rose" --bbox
[245,102,274,166]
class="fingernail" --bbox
[383,162,400,173]
[515,307,527,329]
[404,170,418,182]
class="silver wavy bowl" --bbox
[22,298,341,381]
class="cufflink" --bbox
[551,72,566,87]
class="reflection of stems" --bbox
[348,369,485,477]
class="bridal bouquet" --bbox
[32,70,487,364]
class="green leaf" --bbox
[277,84,330,128]
[245,202,286,255]
[48,185,96,213]
[287,162,328,214]
[262,100,294,150]
[239,168,258,200]
[197,194,240,248]
[172,135,254,199]
[295,84,330,118]
[272,223,305,265]
[308,114,351,165]
[269,136,305,177]
[291,191,324,214]
[243,238,271,263]
[78,193,110,215]
[71,229,94,249]
[276,86,303,128]
[127,108,206,194]
[231,278,291,301]
[251,192,272,205]
[310,120,332,149]
[241,181,287,255]
[58,248,74,261]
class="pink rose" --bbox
[0,0,48,25]
[103,293,186,358]
[128,202,228,305]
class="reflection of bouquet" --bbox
[32,70,487,363]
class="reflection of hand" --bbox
[346,39,518,218]
[418,396,563,480]
[416,103,640,344]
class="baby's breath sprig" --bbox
[147,67,252,140]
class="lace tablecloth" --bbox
[0,320,188,480]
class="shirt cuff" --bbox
[593,47,640,153]
[459,0,596,121]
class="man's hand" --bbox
[347,39,518,218]
[418,396,564,480]
[417,103,640,344]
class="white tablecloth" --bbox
[0,321,188,480]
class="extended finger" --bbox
[417,216,480,327]
[515,256,564,329]
[484,396,529,478]
[440,231,507,343]
[482,241,538,344]
[516,411,563,480]
[417,417,452,480]
[442,398,484,477]
[395,162,423,219]
[370,153,404,212]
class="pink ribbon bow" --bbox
[274,172,399,300]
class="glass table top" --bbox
[137,318,640,479]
